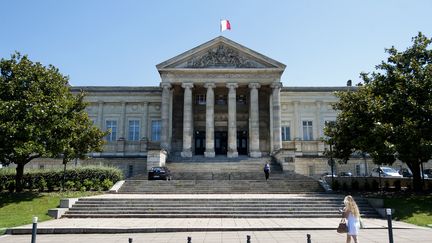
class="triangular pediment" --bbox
[157,36,286,71]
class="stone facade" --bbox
[24,36,391,177]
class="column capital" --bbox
[160,83,172,89]
[226,82,238,89]
[181,82,194,89]
[204,82,216,89]
[98,100,104,104]
[270,82,283,89]
[248,82,261,89]
[142,101,148,105]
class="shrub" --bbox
[64,181,75,191]
[75,181,82,190]
[351,180,359,191]
[384,181,390,191]
[92,179,102,191]
[101,179,113,191]
[371,180,379,191]
[83,179,93,191]
[37,178,47,192]
[7,180,15,193]
[332,180,340,191]
[0,166,123,192]
[427,181,432,192]
[342,182,349,191]
[363,180,370,191]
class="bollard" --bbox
[31,217,38,243]
[306,234,311,243]
[187,236,192,243]
[386,208,394,243]
[128,238,133,243]
[246,235,251,243]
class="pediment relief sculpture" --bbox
[186,45,265,68]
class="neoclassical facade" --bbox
[34,36,376,177]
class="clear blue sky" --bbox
[1,0,431,87]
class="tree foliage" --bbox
[0,53,107,191]
[325,32,432,191]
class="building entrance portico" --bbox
[156,36,286,159]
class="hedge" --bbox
[0,166,123,192]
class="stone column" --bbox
[140,102,149,152]
[181,83,194,157]
[316,101,324,155]
[119,101,126,139]
[293,101,302,153]
[97,101,104,129]
[271,82,283,152]
[293,101,300,139]
[226,83,238,158]
[204,82,216,157]
[141,102,148,139]
[160,83,171,150]
[315,101,322,138]
[248,83,261,158]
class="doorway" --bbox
[237,131,248,155]
[215,131,228,155]
[194,131,205,155]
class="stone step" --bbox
[63,195,380,219]
[62,213,376,218]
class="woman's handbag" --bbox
[337,218,348,233]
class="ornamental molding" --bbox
[185,44,263,68]
[157,36,286,71]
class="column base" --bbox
[204,151,215,158]
[249,151,262,158]
[181,150,193,158]
[227,151,238,158]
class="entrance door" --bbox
[194,131,205,155]
[237,131,248,155]
[215,131,228,155]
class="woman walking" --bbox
[343,195,360,243]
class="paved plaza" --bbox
[2,228,432,243]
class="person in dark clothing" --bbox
[264,162,270,180]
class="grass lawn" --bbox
[0,191,102,234]
[384,194,432,227]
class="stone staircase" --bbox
[120,155,323,193]
[62,195,380,218]
[118,179,323,194]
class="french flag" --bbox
[220,19,231,32]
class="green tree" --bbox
[325,32,432,191]
[0,53,106,192]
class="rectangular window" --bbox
[106,120,117,141]
[195,94,206,105]
[128,120,140,141]
[302,120,313,140]
[281,126,291,141]
[356,164,361,176]
[151,120,161,141]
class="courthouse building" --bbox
[34,36,375,177]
